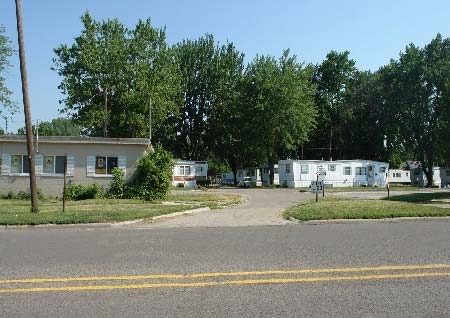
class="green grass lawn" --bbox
[387,192,450,203]
[283,196,450,221]
[0,193,242,226]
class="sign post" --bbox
[315,175,318,203]
[310,176,324,203]
[63,154,67,212]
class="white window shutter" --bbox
[86,156,95,177]
[35,154,43,175]
[1,154,11,175]
[66,155,75,176]
[118,156,126,176]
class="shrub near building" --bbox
[108,146,174,201]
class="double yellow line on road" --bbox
[1,264,449,294]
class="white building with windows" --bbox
[172,160,208,188]
[236,167,262,187]
[410,167,450,187]
[388,169,411,184]
[278,159,389,188]
[261,164,279,186]
[0,135,151,196]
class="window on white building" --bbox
[11,155,29,174]
[356,167,367,175]
[285,164,291,174]
[95,156,118,175]
[343,166,352,175]
[43,155,66,174]
[301,165,309,174]
[329,164,336,172]
[379,167,386,173]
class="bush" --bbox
[107,168,127,199]
[1,190,44,200]
[66,183,103,201]
[197,179,212,187]
[127,146,174,201]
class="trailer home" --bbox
[261,164,279,186]
[172,160,208,188]
[236,167,262,187]
[410,167,450,187]
[278,159,389,188]
[388,169,411,184]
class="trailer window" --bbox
[356,167,366,175]
[379,167,386,173]
[285,164,291,174]
[343,166,352,175]
[328,164,336,172]
[301,165,308,174]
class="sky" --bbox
[1,0,450,132]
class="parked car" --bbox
[239,176,253,188]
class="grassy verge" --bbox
[387,192,450,203]
[0,193,243,226]
[283,197,450,221]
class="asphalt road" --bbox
[1,219,450,317]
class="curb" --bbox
[289,216,450,225]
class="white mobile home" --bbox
[410,167,450,187]
[172,160,208,188]
[388,169,411,184]
[278,159,389,188]
[236,167,262,187]
[261,164,279,186]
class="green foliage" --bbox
[53,12,180,140]
[239,50,317,183]
[0,25,17,118]
[128,146,174,201]
[379,34,450,185]
[1,190,44,201]
[196,179,212,187]
[17,117,81,136]
[66,183,103,201]
[107,167,127,199]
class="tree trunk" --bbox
[269,161,275,186]
[231,162,238,186]
[424,160,434,188]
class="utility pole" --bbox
[149,97,152,143]
[104,87,108,137]
[15,0,38,212]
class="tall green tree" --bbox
[0,26,17,120]
[240,50,316,184]
[17,117,81,136]
[53,12,180,141]
[380,34,450,185]
[310,51,356,160]
[206,42,247,183]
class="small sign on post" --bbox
[311,178,324,203]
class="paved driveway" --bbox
[132,188,313,228]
